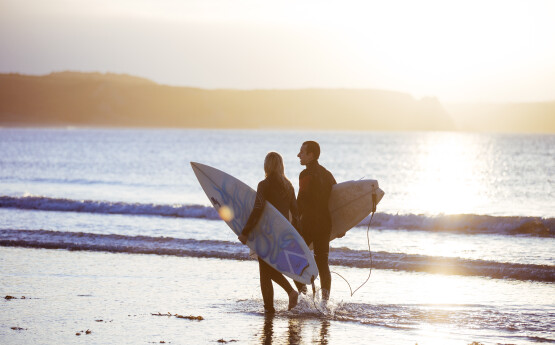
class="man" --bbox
[295,141,336,301]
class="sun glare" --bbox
[308,0,553,100]
[408,134,489,215]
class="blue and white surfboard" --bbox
[191,162,318,285]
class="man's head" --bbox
[298,141,320,166]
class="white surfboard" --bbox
[191,162,318,285]
[329,180,385,241]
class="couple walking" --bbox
[237,141,336,314]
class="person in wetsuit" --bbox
[295,141,337,301]
[238,152,300,314]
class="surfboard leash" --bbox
[308,210,375,317]
[331,211,375,297]
[309,187,377,315]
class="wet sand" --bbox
[1,246,551,344]
[0,247,386,344]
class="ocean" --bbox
[0,127,554,344]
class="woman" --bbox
[238,152,300,314]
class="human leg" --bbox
[294,228,313,294]
[313,231,331,300]
[259,258,299,310]
[262,261,299,309]
[263,259,293,294]
[258,258,275,313]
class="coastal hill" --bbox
[1,72,553,132]
[0,72,454,130]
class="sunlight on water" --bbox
[409,133,490,215]
[415,274,468,305]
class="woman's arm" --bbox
[238,181,266,244]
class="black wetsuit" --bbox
[241,173,299,312]
[295,160,336,293]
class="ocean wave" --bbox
[1,229,553,282]
[0,195,220,219]
[362,213,554,237]
[1,195,553,236]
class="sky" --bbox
[1,0,555,103]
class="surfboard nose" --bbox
[190,161,202,172]
[190,162,202,178]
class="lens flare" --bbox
[218,205,234,222]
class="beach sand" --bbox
[1,246,550,345]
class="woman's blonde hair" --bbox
[264,152,293,194]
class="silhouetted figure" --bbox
[295,141,337,301]
[238,152,300,314]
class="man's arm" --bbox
[289,188,300,230]
[297,170,312,215]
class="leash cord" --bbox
[310,211,375,316]
[331,211,374,297]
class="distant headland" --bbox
[1,72,553,133]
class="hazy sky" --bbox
[1,0,554,102]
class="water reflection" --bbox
[260,315,273,345]
[286,318,302,344]
[259,314,329,345]
[319,319,330,345]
